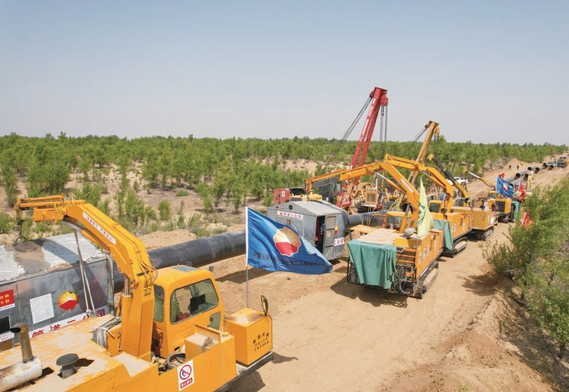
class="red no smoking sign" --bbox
[177,360,195,390]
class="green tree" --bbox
[124,190,145,226]
[196,184,213,217]
[74,183,103,207]
[158,200,171,221]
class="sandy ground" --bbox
[135,155,569,391]
[182,223,567,392]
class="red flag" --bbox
[499,173,505,179]
[519,182,526,201]
[521,212,532,227]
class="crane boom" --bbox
[335,161,420,226]
[427,154,470,203]
[336,87,388,210]
[15,195,156,360]
[463,169,493,187]
[383,154,465,209]
[408,121,440,184]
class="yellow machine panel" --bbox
[452,206,497,240]
[430,210,471,256]
[394,229,443,280]
[225,308,273,366]
[183,325,237,391]
[3,196,274,392]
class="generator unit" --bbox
[267,201,349,260]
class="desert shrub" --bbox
[0,213,12,233]
[158,200,171,221]
[175,189,189,197]
[486,179,569,354]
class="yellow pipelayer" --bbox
[1,195,272,392]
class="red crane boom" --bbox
[337,87,388,209]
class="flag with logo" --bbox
[246,208,332,274]
[417,179,434,237]
[496,177,514,198]
[518,181,526,201]
[521,211,532,227]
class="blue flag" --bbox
[246,208,332,274]
[496,177,514,198]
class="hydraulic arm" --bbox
[15,195,156,360]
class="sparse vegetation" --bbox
[487,178,569,355]
[0,133,566,243]
[158,200,172,222]
[175,189,189,197]
[0,213,13,234]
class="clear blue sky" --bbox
[1,1,568,144]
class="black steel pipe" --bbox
[147,212,371,270]
[57,214,372,294]
[148,230,245,269]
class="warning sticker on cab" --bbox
[333,238,345,246]
[177,360,195,390]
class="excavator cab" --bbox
[428,200,443,213]
[151,266,225,359]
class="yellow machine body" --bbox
[2,196,273,392]
[226,308,273,366]
[451,206,497,239]
[428,201,471,238]
[393,230,443,281]
[350,226,443,297]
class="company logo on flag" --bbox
[496,177,514,198]
[246,208,332,274]
[417,179,434,237]
[273,227,301,256]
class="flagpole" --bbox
[245,207,250,308]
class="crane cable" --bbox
[411,124,429,143]
[322,95,372,170]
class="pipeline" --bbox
[148,230,245,269]
[112,230,246,292]
[148,213,371,270]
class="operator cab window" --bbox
[370,215,386,228]
[429,202,442,213]
[170,279,219,324]
[386,215,402,231]
[153,285,165,322]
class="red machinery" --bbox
[336,87,388,210]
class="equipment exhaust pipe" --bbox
[14,324,34,363]
[0,324,42,392]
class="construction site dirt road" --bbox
[141,157,569,392]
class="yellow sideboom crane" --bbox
[0,195,273,392]
[382,154,472,256]
[338,162,444,298]
[462,169,516,222]
[407,120,440,185]
[427,155,498,239]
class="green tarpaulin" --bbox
[434,219,453,250]
[512,201,520,220]
[347,240,396,289]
